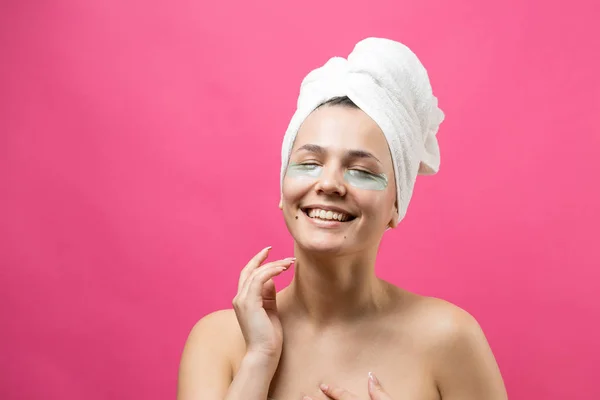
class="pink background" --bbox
[1,0,599,399]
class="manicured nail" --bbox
[320,383,329,392]
[368,372,378,384]
[368,372,380,390]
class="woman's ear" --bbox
[388,203,399,229]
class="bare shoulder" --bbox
[399,293,507,399]
[181,308,246,365]
[399,292,491,357]
[185,309,243,347]
[407,294,482,342]
[177,309,245,400]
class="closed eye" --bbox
[297,163,321,168]
[349,168,376,176]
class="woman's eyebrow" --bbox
[296,144,382,164]
[347,149,382,165]
[296,144,325,155]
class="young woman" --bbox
[177,38,507,400]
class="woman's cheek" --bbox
[283,175,314,200]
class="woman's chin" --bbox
[295,235,349,254]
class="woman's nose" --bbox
[315,166,347,197]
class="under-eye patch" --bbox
[344,169,388,190]
[286,163,323,178]
[286,163,388,191]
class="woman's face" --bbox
[281,105,398,255]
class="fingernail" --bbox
[369,371,380,386]
[320,383,329,392]
[265,246,272,251]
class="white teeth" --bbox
[307,208,350,222]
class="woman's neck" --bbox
[280,244,393,327]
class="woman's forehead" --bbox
[293,106,392,161]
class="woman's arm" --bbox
[178,248,292,399]
[177,310,280,400]
[226,351,279,400]
[432,306,508,400]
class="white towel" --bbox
[280,37,444,224]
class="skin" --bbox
[177,105,508,400]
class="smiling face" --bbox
[281,104,399,255]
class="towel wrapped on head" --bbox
[280,37,445,224]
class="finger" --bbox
[320,383,359,400]
[368,373,391,400]
[240,259,294,300]
[261,279,278,312]
[238,246,271,292]
[261,278,276,303]
[236,259,294,308]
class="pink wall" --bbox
[1,0,599,399]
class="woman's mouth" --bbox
[301,208,356,222]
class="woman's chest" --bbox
[267,334,440,400]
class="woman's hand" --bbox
[305,373,392,400]
[232,246,294,361]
